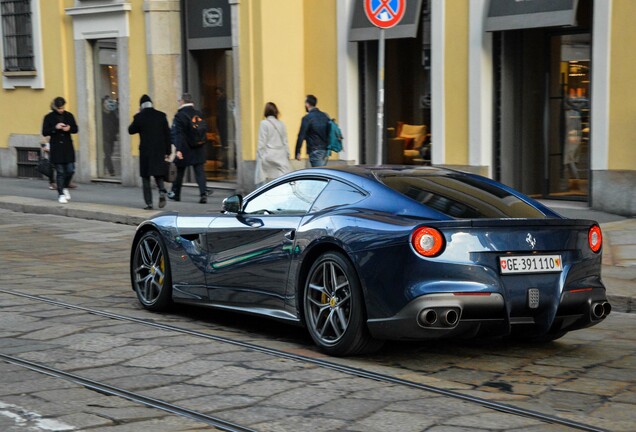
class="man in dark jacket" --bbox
[41,97,79,204]
[128,94,172,210]
[168,93,209,204]
[295,94,330,167]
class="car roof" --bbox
[319,164,454,178]
[280,165,560,220]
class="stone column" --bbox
[143,0,182,115]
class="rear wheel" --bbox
[131,231,172,311]
[303,252,382,356]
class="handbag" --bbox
[167,161,177,183]
[37,156,53,177]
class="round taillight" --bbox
[412,226,445,257]
[588,225,602,253]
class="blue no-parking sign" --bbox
[364,0,406,29]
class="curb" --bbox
[0,196,149,226]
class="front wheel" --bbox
[131,230,173,311]
[303,252,382,356]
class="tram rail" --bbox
[0,288,606,432]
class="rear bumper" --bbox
[367,293,507,340]
[366,289,609,341]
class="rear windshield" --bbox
[378,173,547,219]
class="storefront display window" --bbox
[548,33,590,198]
[94,39,120,179]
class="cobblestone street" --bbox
[1,209,635,431]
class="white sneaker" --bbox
[58,195,68,204]
[63,188,71,200]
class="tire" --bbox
[302,252,382,356]
[131,230,173,311]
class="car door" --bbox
[204,178,328,310]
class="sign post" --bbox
[364,0,406,165]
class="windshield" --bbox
[378,173,546,219]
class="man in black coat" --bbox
[128,94,172,210]
[41,96,79,204]
[168,93,209,204]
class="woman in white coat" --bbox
[254,102,292,187]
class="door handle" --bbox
[284,230,296,240]
[241,217,263,228]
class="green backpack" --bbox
[327,118,343,155]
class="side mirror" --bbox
[222,194,243,214]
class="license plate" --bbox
[499,255,562,274]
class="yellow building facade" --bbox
[0,0,634,215]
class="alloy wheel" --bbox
[305,259,352,345]
[133,234,167,306]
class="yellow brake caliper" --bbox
[158,256,164,285]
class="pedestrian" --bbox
[295,94,330,167]
[128,94,172,210]
[41,97,78,204]
[254,102,292,188]
[39,135,55,190]
[168,93,210,204]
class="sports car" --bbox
[130,165,610,356]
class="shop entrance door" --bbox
[94,39,120,179]
[546,33,591,199]
[494,30,591,201]
[192,49,236,183]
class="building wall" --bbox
[591,0,636,215]
[0,0,76,147]
[237,0,338,167]
[127,1,151,159]
[303,0,338,124]
[142,0,181,117]
[443,0,469,166]
[608,0,636,171]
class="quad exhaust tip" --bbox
[443,309,459,326]
[418,307,460,328]
[591,301,611,320]
[420,309,438,326]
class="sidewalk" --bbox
[1,177,634,313]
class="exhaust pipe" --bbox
[418,309,438,327]
[591,302,605,319]
[442,309,459,327]
[602,301,612,317]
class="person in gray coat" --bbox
[128,94,171,210]
[254,102,292,188]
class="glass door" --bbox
[94,39,120,179]
[194,49,236,182]
[547,34,591,199]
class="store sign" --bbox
[486,0,579,32]
[186,0,232,50]
[202,8,223,28]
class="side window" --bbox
[311,180,366,212]
[244,179,328,215]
